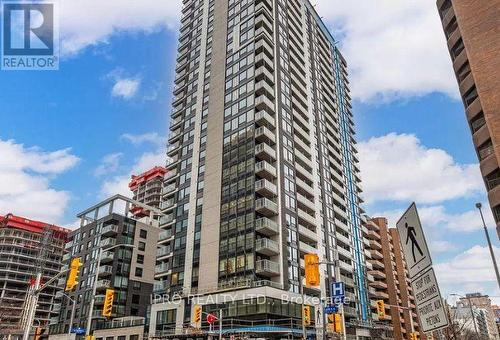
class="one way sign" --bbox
[396,203,432,279]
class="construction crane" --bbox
[19,224,53,340]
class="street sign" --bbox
[396,203,432,278]
[71,327,85,335]
[324,305,338,314]
[207,313,217,324]
[331,282,345,299]
[410,268,449,332]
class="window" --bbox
[132,294,140,304]
[135,267,143,277]
[138,241,146,251]
[137,254,144,264]
[139,229,147,239]
[118,337,126,340]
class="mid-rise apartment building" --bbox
[458,293,500,339]
[0,214,69,338]
[152,0,372,338]
[129,166,167,218]
[436,0,500,238]
[365,217,423,340]
[49,195,159,336]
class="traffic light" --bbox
[65,257,82,291]
[410,332,418,340]
[34,327,44,340]
[102,288,114,317]
[302,306,311,326]
[192,304,202,328]
[304,253,320,287]
[85,336,95,340]
[376,300,385,319]
[327,313,342,333]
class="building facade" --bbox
[152,0,372,338]
[0,214,69,338]
[129,166,167,218]
[459,293,500,339]
[365,217,423,340]
[436,0,500,238]
[49,196,159,336]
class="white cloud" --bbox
[430,240,457,253]
[56,0,182,56]
[94,152,123,177]
[435,245,500,299]
[0,139,80,223]
[100,134,166,198]
[359,133,484,204]
[121,132,165,146]
[315,0,458,101]
[111,78,141,99]
[376,204,495,234]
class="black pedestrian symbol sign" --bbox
[405,222,424,263]
[396,203,432,278]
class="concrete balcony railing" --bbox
[255,217,279,236]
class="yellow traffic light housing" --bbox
[34,327,44,340]
[65,257,82,291]
[376,300,385,319]
[327,313,342,333]
[192,304,202,328]
[410,332,418,340]
[102,288,114,317]
[304,254,320,287]
[302,306,311,326]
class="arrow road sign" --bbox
[397,203,432,278]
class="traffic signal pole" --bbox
[22,268,70,340]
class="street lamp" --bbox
[475,203,500,289]
[59,292,77,335]
[85,243,136,337]
[450,293,480,338]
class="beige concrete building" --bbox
[153,0,373,338]
[436,0,500,238]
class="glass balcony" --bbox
[255,143,276,161]
[255,260,280,277]
[255,179,277,197]
[98,265,113,276]
[255,161,277,180]
[101,225,118,236]
[255,198,278,216]
[100,251,114,263]
[96,279,111,290]
[100,238,116,248]
[255,217,279,236]
[255,238,279,256]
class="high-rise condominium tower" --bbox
[152,0,371,338]
[437,0,500,238]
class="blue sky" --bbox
[0,0,498,303]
